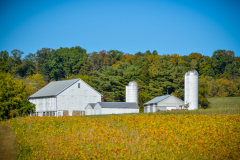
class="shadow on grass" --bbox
[0,125,19,160]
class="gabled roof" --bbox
[29,78,103,99]
[144,95,171,105]
[87,103,97,109]
[97,102,139,109]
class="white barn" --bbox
[28,79,103,116]
[85,102,139,115]
[144,95,184,113]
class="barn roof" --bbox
[144,95,171,105]
[97,102,139,109]
[29,79,103,99]
[87,103,97,109]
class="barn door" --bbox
[63,110,69,116]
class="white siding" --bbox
[57,79,101,114]
[101,108,139,115]
[156,106,167,111]
[29,79,102,116]
[85,104,93,115]
[126,84,138,105]
[157,96,184,110]
[166,107,176,110]
[92,103,139,115]
[29,97,56,112]
[94,104,102,115]
[144,105,151,113]
[144,95,184,113]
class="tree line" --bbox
[1,46,240,119]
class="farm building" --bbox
[126,81,138,104]
[85,102,139,115]
[144,95,184,113]
[184,70,199,110]
[28,79,103,116]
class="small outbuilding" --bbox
[85,103,96,115]
[85,102,139,115]
[144,95,184,113]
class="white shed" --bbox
[28,79,103,116]
[85,102,139,115]
[85,103,96,115]
[144,95,184,113]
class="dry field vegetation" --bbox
[0,97,240,160]
[0,125,19,160]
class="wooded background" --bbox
[1,47,239,119]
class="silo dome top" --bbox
[128,81,138,86]
[186,70,198,76]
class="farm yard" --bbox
[1,97,240,159]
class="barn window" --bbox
[78,83,80,88]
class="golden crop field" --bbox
[3,114,240,159]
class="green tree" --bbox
[9,49,24,76]
[139,61,150,85]
[149,60,174,95]
[108,50,124,65]
[171,66,185,100]
[212,50,235,76]
[21,53,36,77]
[64,74,93,86]
[198,77,210,108]
[0,73,35,120]
[0,50,10,72]
[48,49,65,80]
[36,48,51,74]
[26,74,46,93]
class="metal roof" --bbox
[144,95,171,105]
[29,79,103,99]
[185,70,198,76]
[29,79,79,99]
[88,103,97,109]
[97,102,139,109]
[128,81,138,86]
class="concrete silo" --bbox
[184,70,198,110]
[126,81,138,105]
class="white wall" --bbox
[157,96,184,110]
[156,106,167,111]
[101,108,139,115]
[29,97,56,113]
[144,95,184,112]
[85,104,93,115]
[92,103,139,115]
[94,103,102,115]
[126,85,138,104]
[57,79,102,115]
[144,105,151,113]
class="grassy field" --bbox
[0,97,240,159]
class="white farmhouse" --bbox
[85,102,139,115]
[28,79,103,116]
[144,95,184,113]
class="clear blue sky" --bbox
[0,0,239,57]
